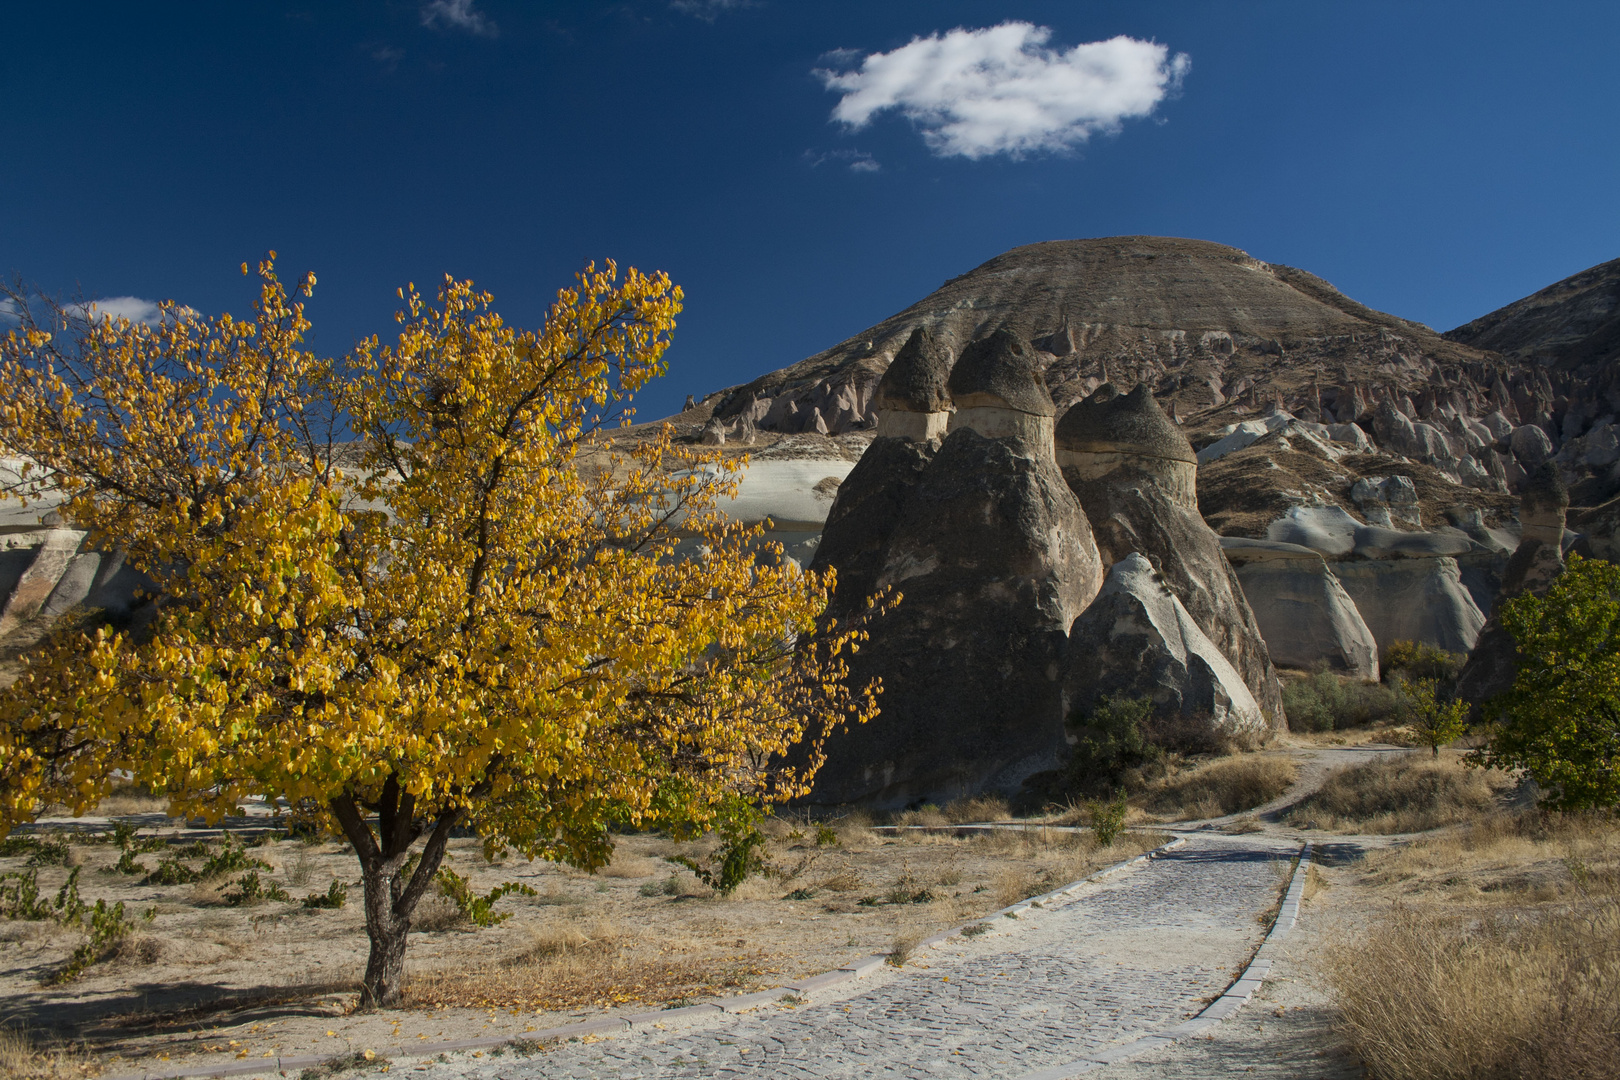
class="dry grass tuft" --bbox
[598,855,660,879]
[818,870,862,893]
[890,805,948,827]
[93,782,170,817]
[0,1028,93,1080]
[409,918,761,1012]
[887,928,921,967]
[1137,754,1298,821]
[1327,898,1620,1079]
[993,867,1043,908]
[1285,752,1505,834]
[411,894,468,933]
[943,795,1011,824]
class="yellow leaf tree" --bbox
[0,258,883,1007]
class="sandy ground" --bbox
[0,814,1155,1075]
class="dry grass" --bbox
[890,805,948,827]
[943,795,1011,824]
[1285,752,1506,834]
[92,783,169,817]
[410,893,468,932]
[1136,754,1298,821]
[1326,898,1620,1079]
[0,1028,94,1080]
[1326,811,1620,1079]
[886,928,922,967]
[407,916,760,1012]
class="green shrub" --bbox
[142,858,200,886]
[24,836,72,868]
[666,803,768,895]
[0,869,54,920]
[1284,671,1405,732]
[1087,795,1129,846]
[1066,696,1159,796]
[1383,640,1464,684]
[433,868,536,926]
[302,879,348,909]
[814,825,839,847]
[51,899,149,984]
[224,870,291,905]
[200,836,270,878]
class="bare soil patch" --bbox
[0,816,1156,1075]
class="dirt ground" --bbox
[0,811,1157,1076]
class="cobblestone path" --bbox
[402,837,1293,1080]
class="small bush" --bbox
[0,869,54,920]
[302,879,347,909]
[1285,753,1500,833]
[638,875,681,898]
[886,929,920,967]
[24,837,72,868]
[1283,670,1404,732]
[200,836,270,879]
[814,825,839,847]
[1087,795,1129,846]
[434,868,536,927]
[666,813,767,895]
[51,899,145,984]
[1066,696,1158,795]
[0,836,40,858]
[142,858,200,886]
[1382,639,1464,684]
[223,870,291,905]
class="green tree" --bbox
[1475,554,1620,810]
[1400,677,1469,758]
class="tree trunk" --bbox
[331,783,460,1011]
[359,878,411,1008]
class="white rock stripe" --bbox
[1012,842,1313,1080]
[98,838,1191,1080]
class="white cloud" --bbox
[420,0,498,37]
[0,298,19,325]
[83,296,163,325]
[817,23,1189,160]
[803,147,881,173]
[671,0,755,21]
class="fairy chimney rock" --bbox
[872,326,954,442]
[1519,462,1569,548]
[944,328,1055,447]
[1055,383,1199,508]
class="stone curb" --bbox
[1012,842,1314,1079]
[97,837,1186,1080]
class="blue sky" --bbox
[3,1,1617,420]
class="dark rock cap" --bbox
[872,327,953,414]
[944,328,1055,416]
[1055,382,1196,464]
[1521,461,1569,516]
